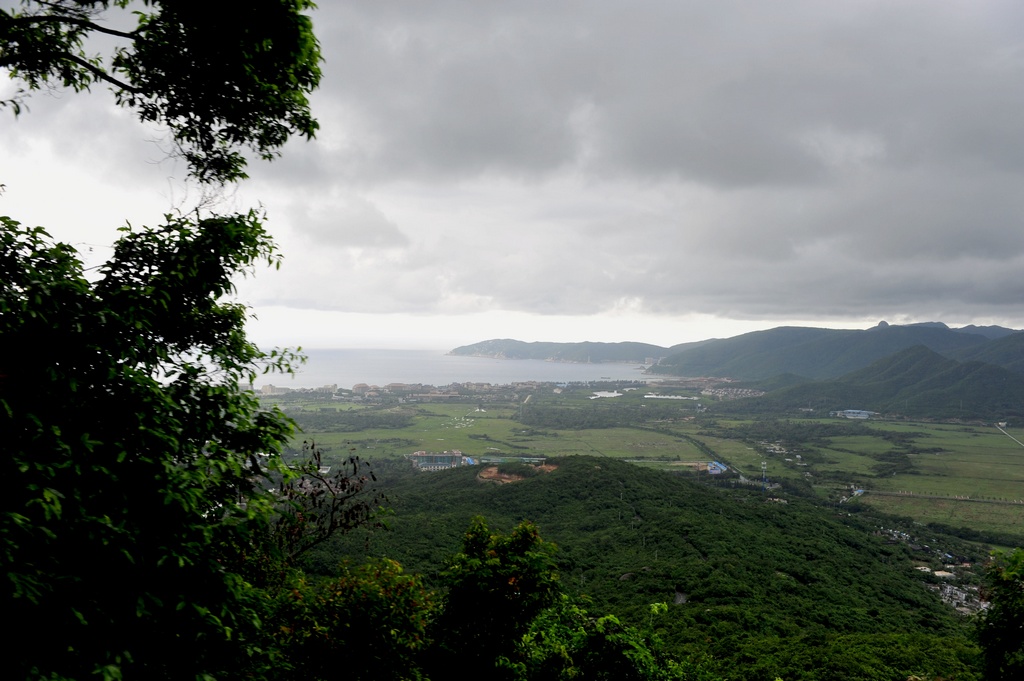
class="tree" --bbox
[519,599,718,681]
[2,0,322,183]
[269,442,385,565]
[428,518,718,681]
[2,2,349,676]
[429,517,561,679]
[1,213,291,678]
[1,212,390,679]
[273,559,435,681]
[978,548,1024,680]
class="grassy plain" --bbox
[854,494,1024,542]
[795,420,1024,535]
[271,393,1024,539]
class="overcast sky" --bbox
[3,1,1024,349]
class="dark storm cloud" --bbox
[304,1,1024,186]
[10,0,1023,329]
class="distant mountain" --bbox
[664,338,718,354]
[651,323,1004,380]
[954,324,1019,340]
[742,372,809,392]
[450,322,1022,382]
[901,321,1017,340]
[739,345,1024,419]
[949,331,1024,374]
[650,326,844,379]
[448,339,666,363]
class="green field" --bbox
[270,392,1024,539]
[297,411,700,464]
[854,494,1024,544]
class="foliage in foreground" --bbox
[280,516,722,681]
[2,0,322,183]
[977,548,1024,680]
[272,559,434,681]
[1,213,292,678]
[422,517,714,681]
[0,215,389,680]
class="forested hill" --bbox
[950,330,1024,374]
[448,338,679,363]
[450,322,1022,381]
[651,322,1020,380]
[727,345,1024,419]
[314,456,982,681]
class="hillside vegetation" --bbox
[450,322,1024,420]
[313,456,983,681]
[729,345,1024,419]
[651,323,1017,380]
[452,322,1022,383]
[951,331,1024,375]
[450,339,679,363]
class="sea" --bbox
[257,349,652,390]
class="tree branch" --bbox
[9,13,139,42]
[58,51,140,93]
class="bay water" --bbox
[258,349,650,390]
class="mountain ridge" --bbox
[735,344,1024,419]
[450,322,1021,380]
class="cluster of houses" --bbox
[700,386,766,399]
[831,409,876,419]
[406,450,474,471]
[258,383,337,396]
[405,450,554,472]
[876,526,984,615]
